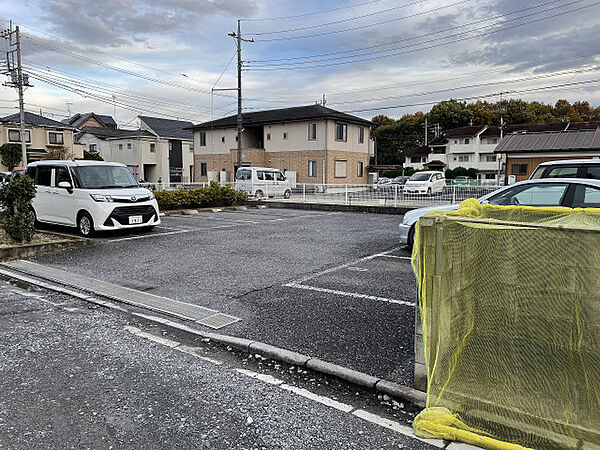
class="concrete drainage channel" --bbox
[0,260,427,411]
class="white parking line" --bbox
[280,383,355,413]
[284,282,415,307]
[106,229,190,243]
[235,368,284,385]
[292,247,403,284]
[378,254,412,260]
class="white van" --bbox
[26,160,160,236]
[403,171,446,195]
[234,167,292,199]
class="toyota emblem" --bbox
[131,196,137,202]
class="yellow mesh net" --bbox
[411,199,600,449]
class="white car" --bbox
[234,167,291,199]
[26,160,160,237]
[399,178,600,248]
[403,171,446,195]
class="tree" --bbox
[428,100,473,130]
[373,113,425,165]
[503,99,536,125]
[43,146,73,160]
[553,99,572,121]
[371,114,395,128]
[0,143,22,171]
[0,175,36,242]
[84,149,104,161]
[572,101,595,121]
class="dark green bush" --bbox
[155,182,247,211]
[0,175,36,242]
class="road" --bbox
[0,281,443,449]
[32,207,417,385]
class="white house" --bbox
[76,115,194,183]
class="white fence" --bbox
[144,181,501,208]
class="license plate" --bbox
[129,215,143,225]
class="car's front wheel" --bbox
[255,190,264,200]
[77,212,94,237]
[283,189,291,199]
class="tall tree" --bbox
[428,100,473,130]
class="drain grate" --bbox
[3,260,240,330]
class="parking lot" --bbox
[33,207,416,385]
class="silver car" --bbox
[399,178,600,248]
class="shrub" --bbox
[0,143,22,171]
[0,175,36,242]
[84,150,104,161]
[155,182,247,211]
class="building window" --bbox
[464,138,470,144]
[127,143,132,149]
[283,132,288,140]
[8,129,30,142]
[357,161,364,177]
[235,135,239,142]
[189,143,194,152]
[221,136,225,143]
[199,132,206,146]
[118,144,123,150]
[358,127,364,144]
[89,143,97,152]
[308,160,317,177]
[150,143,156,153]
[335,123,348,142]
[334,160,347,178]
[308,123,317,140]
[432,147,446,154]
[266,133,271,141]
[485,173,496,180]
[485,138,498,145]
[480,154,496,163]
[511,163,528,175]
[458,155,470,162]
[410,156,422,163]
[200,163,207,177]
[48,132,64,145]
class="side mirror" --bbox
[58,181,73,193]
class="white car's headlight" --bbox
[90,194,114,202]
[147,191,155,200]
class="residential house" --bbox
[63,112,117,130]
[495,127,600,182]
[190,105,374,185]
[0,112,83,169]
[405,121,600,182]
[76,115,194,183]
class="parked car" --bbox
[377,177,392,185]
[234,167,291,199]
[404,171,446,195]
[0,171,11,183]
[400,178,600,248]
[530,159,600,180]
[391,176,409,185]
[26,160,160,237]
[453,176,476,186]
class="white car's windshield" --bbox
[409,173,431,182]
[71,166,138,189]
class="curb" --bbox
[0,232,90,262]
[254,201,415,215]
[0,266,427,410]
[161,204,251,216]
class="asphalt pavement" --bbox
[0,282,442,449]
[31,208,417,385]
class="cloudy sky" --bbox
[1,0,599,126]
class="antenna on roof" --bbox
[322,94,326,107]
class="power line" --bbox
[343,78,600,113]
[249,1,600,70]
[248,0,565,63]
[246,0,431,36]
[330,65,600,106]
[240,0,386,22]
[250,0,471,42]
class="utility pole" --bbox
[424,116,428,146]
[1,22,30,167]
[228,20,253,175]
[322,94,326,107]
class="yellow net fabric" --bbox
[411,199,600,449]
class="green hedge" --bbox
[155,182,247,211]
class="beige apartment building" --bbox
[191,105,373,185]
[0,112,83,169]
